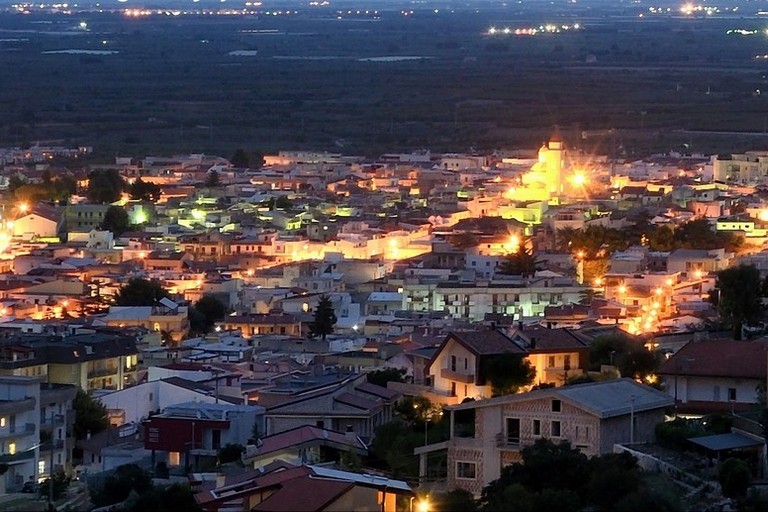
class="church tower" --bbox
[543,131,564,197]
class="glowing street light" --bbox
[571,172,586,186]
[618,285,627,294]
[18,203,28,214]
[416,498,430,512]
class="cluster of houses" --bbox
[0,140,768,509]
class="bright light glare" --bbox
[416,499,430,512]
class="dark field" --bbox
[2,4,768,157]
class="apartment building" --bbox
[0,377,39,493]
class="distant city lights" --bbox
[486,23,581,36]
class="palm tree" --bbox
[498,246,543,277]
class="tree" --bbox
[190,295,227,334]
[87,169,125,203]
[90,464,153,508]
[205,170,221,188]
[40,470,70,501]
[101,205,130,236]
[498,246,542,277]
[484,352,536,396]
[368,421,421,478]
[589,334,660,380]
[114,278,169,306]
[479,439,679,512]
[309,294,337,341]
[433,489,479,512]
[366,368,407,387]
[230,148,250,168]
[714,264,764,340]
[719,457,751,499]
[73,389,108,440]
[218,444,245,464]
[129,177,162,202]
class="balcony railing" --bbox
[87,368,118,378]
[495,433,522,450]
[440,368,474,384]
[0,448,36,464]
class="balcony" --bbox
[440,368,475,384]
[495,433,522,450]
[41,415,66,428]
[87,367,118,378]
[0,423,36,439]
[0,448,36,464]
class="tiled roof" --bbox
[449,330,525,355]
[253,425,366,457]
[659,339,768,380]
[510,326,590,351]
[252,476,354,512]
[450,378,673,419]
[355,381,399,401]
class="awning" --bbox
[688,432,764,452]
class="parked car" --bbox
[21,481,38,493]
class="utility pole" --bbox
[48,411,54,512]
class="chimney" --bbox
[518,321,524,331]
[546,322,552,329]
[345,424,357,443]
[530,337,537,349]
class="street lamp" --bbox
[416,497,430,512]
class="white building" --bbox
[0,376,41,493]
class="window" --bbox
[551,421,561,437]
[728,388,737,401]
[38,460,45,475]
[551,399,562,413]
[464,358,468,370]
[451,355,457,372]
[8,442,15,455]
[506,418,520,444]
[547,356,555,368]
[564,355,571,371]
[0,417,5,428]
[533,419,541,436]
[456,462,477,479]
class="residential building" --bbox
[39,383,77,482]
[418,379,673,495]
[241,425,367,469]
[0,333,140,392]
[0,376,40,494]
[666,248,733,275]
[220,312,303,337]
[426,330,526,404]
[264,376,399,439]
[143,401,266,471]
[659,339,768,414]
[64,203,111,233]
[193,464,413,512]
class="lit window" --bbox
[38,460,45,475]
[9,442,16,455]
[0,417,5,428]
